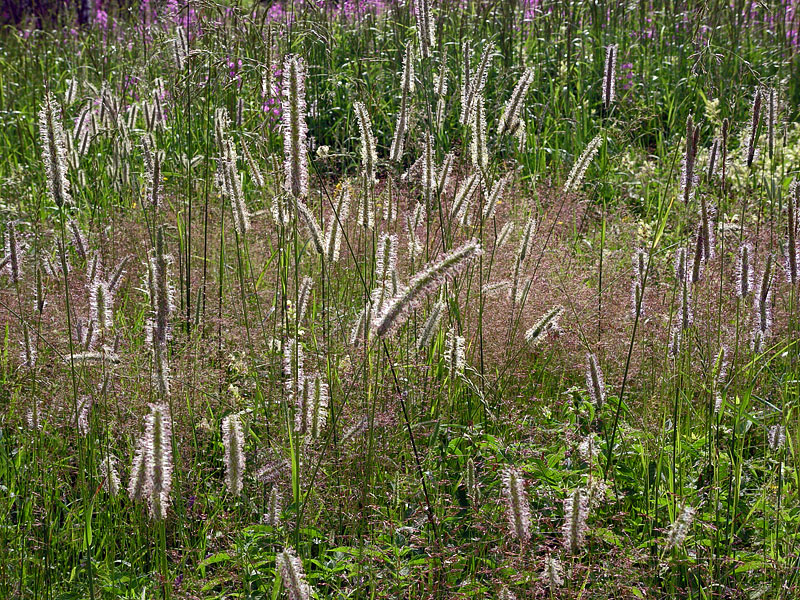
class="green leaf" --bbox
[198,552,232,569]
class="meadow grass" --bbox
[1,1,800,598]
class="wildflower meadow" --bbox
[1,0,800,598]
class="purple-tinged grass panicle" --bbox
[459,40,472,126]
[406,201,426,260]
[240,138,265,188]
[272,194,292,227]
[482,280,511,297]
[501,466,531,543]
[283,339,305,399]
[70,102,92,162]
[222,412,245,496]
[602,44,618,110]
[341,417,369,446]
[151,226,174,348]
[76,395,92,437]
[128,435,148,503]
[4,221,22,283]
[563,135,602,194]
[356,182,375,230]
[68,219,87,261]
[496,221,514,248]
[142,403,173,520]
[255,459,284,485]
[736,243,754,298]
[437,152,454,198]
[236,98,244,129]
[141,135,157,195]
[785,180,799,284]
[350,302,371,347]
[67,349,121,365]
[417,297,445,350]
[354,101,377,188]
[325,186,351,263]
[389,43,415,164]
[515,119,527,152]
[89,278,114,337]
[498,67,534,137]
[714,345,729,384]
[699,195,715,261]
[218,135,250,236]
[511,217,536,313]
[461,42,493,127]
[282,55,309,199]
[88,251,102,285]
[587,478,609,508]
[450,173,480,226]
[297,276,314,324]
[681,113,700,203]
[401,153,424,183]
[707,136,720,181]
[295,375,313,436]
[99,456,121,496]
[371,281,394,320]
[483,173,510,221]
[470,93,488,171]
[65,78,79,106]
[376,233,399,293]
[514,276,533,306]
[173,25,188,70]
[26,401,43,431]
[214,106,230,148]
[712,345,729,415]
[421,132,436,210]
[720,118,729,191]
[585,353,606,409]
[308,373,329,439]
[146,227,174,397]
[108,255,130,294]
[374,239,482,337]
[752,253,774,351]
[39,92,72,207]
[264,486,282,526]
[768,425,786,451]
[746,87,762,168]
[434,52,448,131]
[524,305,564,349]
[75,318,93,352]
[578,433,600,464]
[21,323,36,369]
[542,554,564,589]
[680,268,693,330]
[631,248,648,318]
[674,247,687,283]
[412,0,435,59]
[563,487,589,553]
[445,327,466,379]
[766,85,780,160]
[296,200,325,253]
[153,324,171,398]
[277,548,313,600]
[664,505,696,552]
[690,224,705,284]
[466,457,479,503]
[33,267,45,315]
[498,586,516,600]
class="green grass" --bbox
[1,1,800,598]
